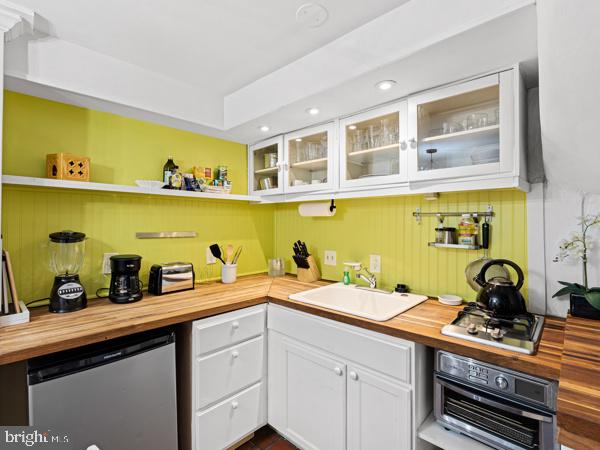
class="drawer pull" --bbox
[350,371,358,380]
[231,350,240,359]
[334,367,343,376]
[231,401,239,410]
[231,321,240,330]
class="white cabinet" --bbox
[283,122,337,194]
[269,335,346,450]
[339,101,408,188]
[178,305,267,450]
[347,364,412,450]
[407,72,516,182]
[268,304,431,450]
[249,136,284,196]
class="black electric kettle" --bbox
[474,259,527,317]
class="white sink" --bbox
[288,283,429,321]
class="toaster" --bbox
[148,262,195,295]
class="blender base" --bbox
[49,274,87,313]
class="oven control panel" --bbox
[435,350,556,410]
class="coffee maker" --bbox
[108,254,143,303]
[48,231,88,313]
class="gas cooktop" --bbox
[441,303,544,355]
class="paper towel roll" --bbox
[298,202,336,217]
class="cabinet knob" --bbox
[408,138,417,149]
[400,140,407,151]
[231,401,239,410]
[231,321,240,330]
[334,367,343,376]
[349,371,358,380]
[231,350,239,359]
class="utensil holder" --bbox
[297,255,320,283]
[0,301,29,327]
[221,264,237,284]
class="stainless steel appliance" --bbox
[27,328,178,450]
[48,231,87,313]
[441,303,544,354]
[148,262,194,295]
[108,254,143,303]
[434,350,557,450]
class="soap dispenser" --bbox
[343,266,351,285]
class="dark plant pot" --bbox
[570,293,600,320]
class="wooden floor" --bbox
[237,426,298,450]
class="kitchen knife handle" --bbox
[481,222,490,249]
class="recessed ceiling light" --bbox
[259,125,270,132]
[306,107,320,115]
[375,80,397,91]
[295,138,302,142]
[296,3,329,29]
[348,125,357,130]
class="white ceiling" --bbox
[4,0,538,143]
[15,0,409,95]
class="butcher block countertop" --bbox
[2,273,598,448]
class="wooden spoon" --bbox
[225,244,234,264]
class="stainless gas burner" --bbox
[441,303,545,354]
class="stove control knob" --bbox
[495,376,508,390]
[467,323,478,335]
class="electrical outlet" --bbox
[102,253,118,275]
[324,250,337,266]
[369,254,381,273]
[206,247,217,264]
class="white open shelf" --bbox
[418,413,493,450]
[421,124,499,143]
[2,175,261,202]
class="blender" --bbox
[48,230,87,313]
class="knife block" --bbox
[297,255,321,283]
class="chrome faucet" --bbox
[355,267,377,289]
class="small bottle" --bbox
[458,214,478,246]
[169,165,183,190]
[343,266,351,285]
[163,156,176,185]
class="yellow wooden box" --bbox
[46,153,90,181]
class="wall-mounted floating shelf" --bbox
[428,242,481,250]
[2,175,262,202]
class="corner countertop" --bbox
[3,274,598,447]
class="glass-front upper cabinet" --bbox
[339,101,408,188]
[283,122,335,194]
[407,72,514,181]
[249,136,284,196]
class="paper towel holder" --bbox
[298,199,337,217]
[329,199,336,213]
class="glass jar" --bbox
[458,214,478,246]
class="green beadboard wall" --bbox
[1,90,528,304]
[2,91,274,301]
[274,190,528,302]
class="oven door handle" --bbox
[436,377,554,423]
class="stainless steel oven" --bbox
[434,350,557,450]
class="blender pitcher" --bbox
[48,231,87,313]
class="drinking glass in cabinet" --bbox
[288,131,329,188]
[416,85,500,172]
[345,111,401,181]
[252,144,279,191]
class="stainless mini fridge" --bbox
[26,328,178,450]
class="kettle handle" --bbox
[475,259,524,290]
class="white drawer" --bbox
[268,304,412,383]
[193,305,265,355]
[194,382,266,450]
[195,335,264,410]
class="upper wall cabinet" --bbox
[339,101,408,189]
[407,72,514,181]
[249,136,284,196]
[283,122,336,194]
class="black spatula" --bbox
[209,243,226,264]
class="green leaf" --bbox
[558,281,586,290]
[584,291,600,310]
[552,285,586,298]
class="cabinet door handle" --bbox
[408,138,417,149]
[400,140,408,151]
[231,350,239,359]
[334,367,343,376]
[231,401,239,410]
[231,321,240,330]
[349,371,358,380]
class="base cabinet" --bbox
[347,364,412,450]
[268,304,431,450]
